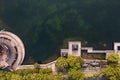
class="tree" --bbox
[34,62,40,69]
[11,74,22,80]
[55,57,68,73]
[101,53,120,80]
[101,65,120,80]
[34,62,40,73]
[23,73,36,80]
[108,53,120,65]
[39,68,52,74]
[68,69,85,80]
[67,55,83,70]
[56,57,68,69]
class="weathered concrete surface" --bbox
[17,61,57,73]
[0,31,25,70]
[68,41,81,56]
[61,41,120,59]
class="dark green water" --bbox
[0,0,120,64]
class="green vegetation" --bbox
[101,53,120,80]
[101,65,120,80]
[84,72,99,79]
[67,55,84,70]
[68,69,85,80]
[56,55,84,71]
[0,56,85,80]
[55,53,120,80]
[1,53,120,80]
[0,0,120,63]
[55,57,68,69]
[0,68,63,80]
[34,62,40,69]
[108,53,120,64]
[56,55,85,79]
[1,0,120,79]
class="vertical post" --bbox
[114,42,120,57]
[114,43,118,53]
[68,41,81,56]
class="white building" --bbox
[61,41,120,59]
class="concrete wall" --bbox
[17,61,57,73]
[16,41,120,72]
[68,41,81,56]
[114,42,120,53]
[0,31,25,70]
[61,41,120,59]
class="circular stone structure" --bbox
[0,31,25,71]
